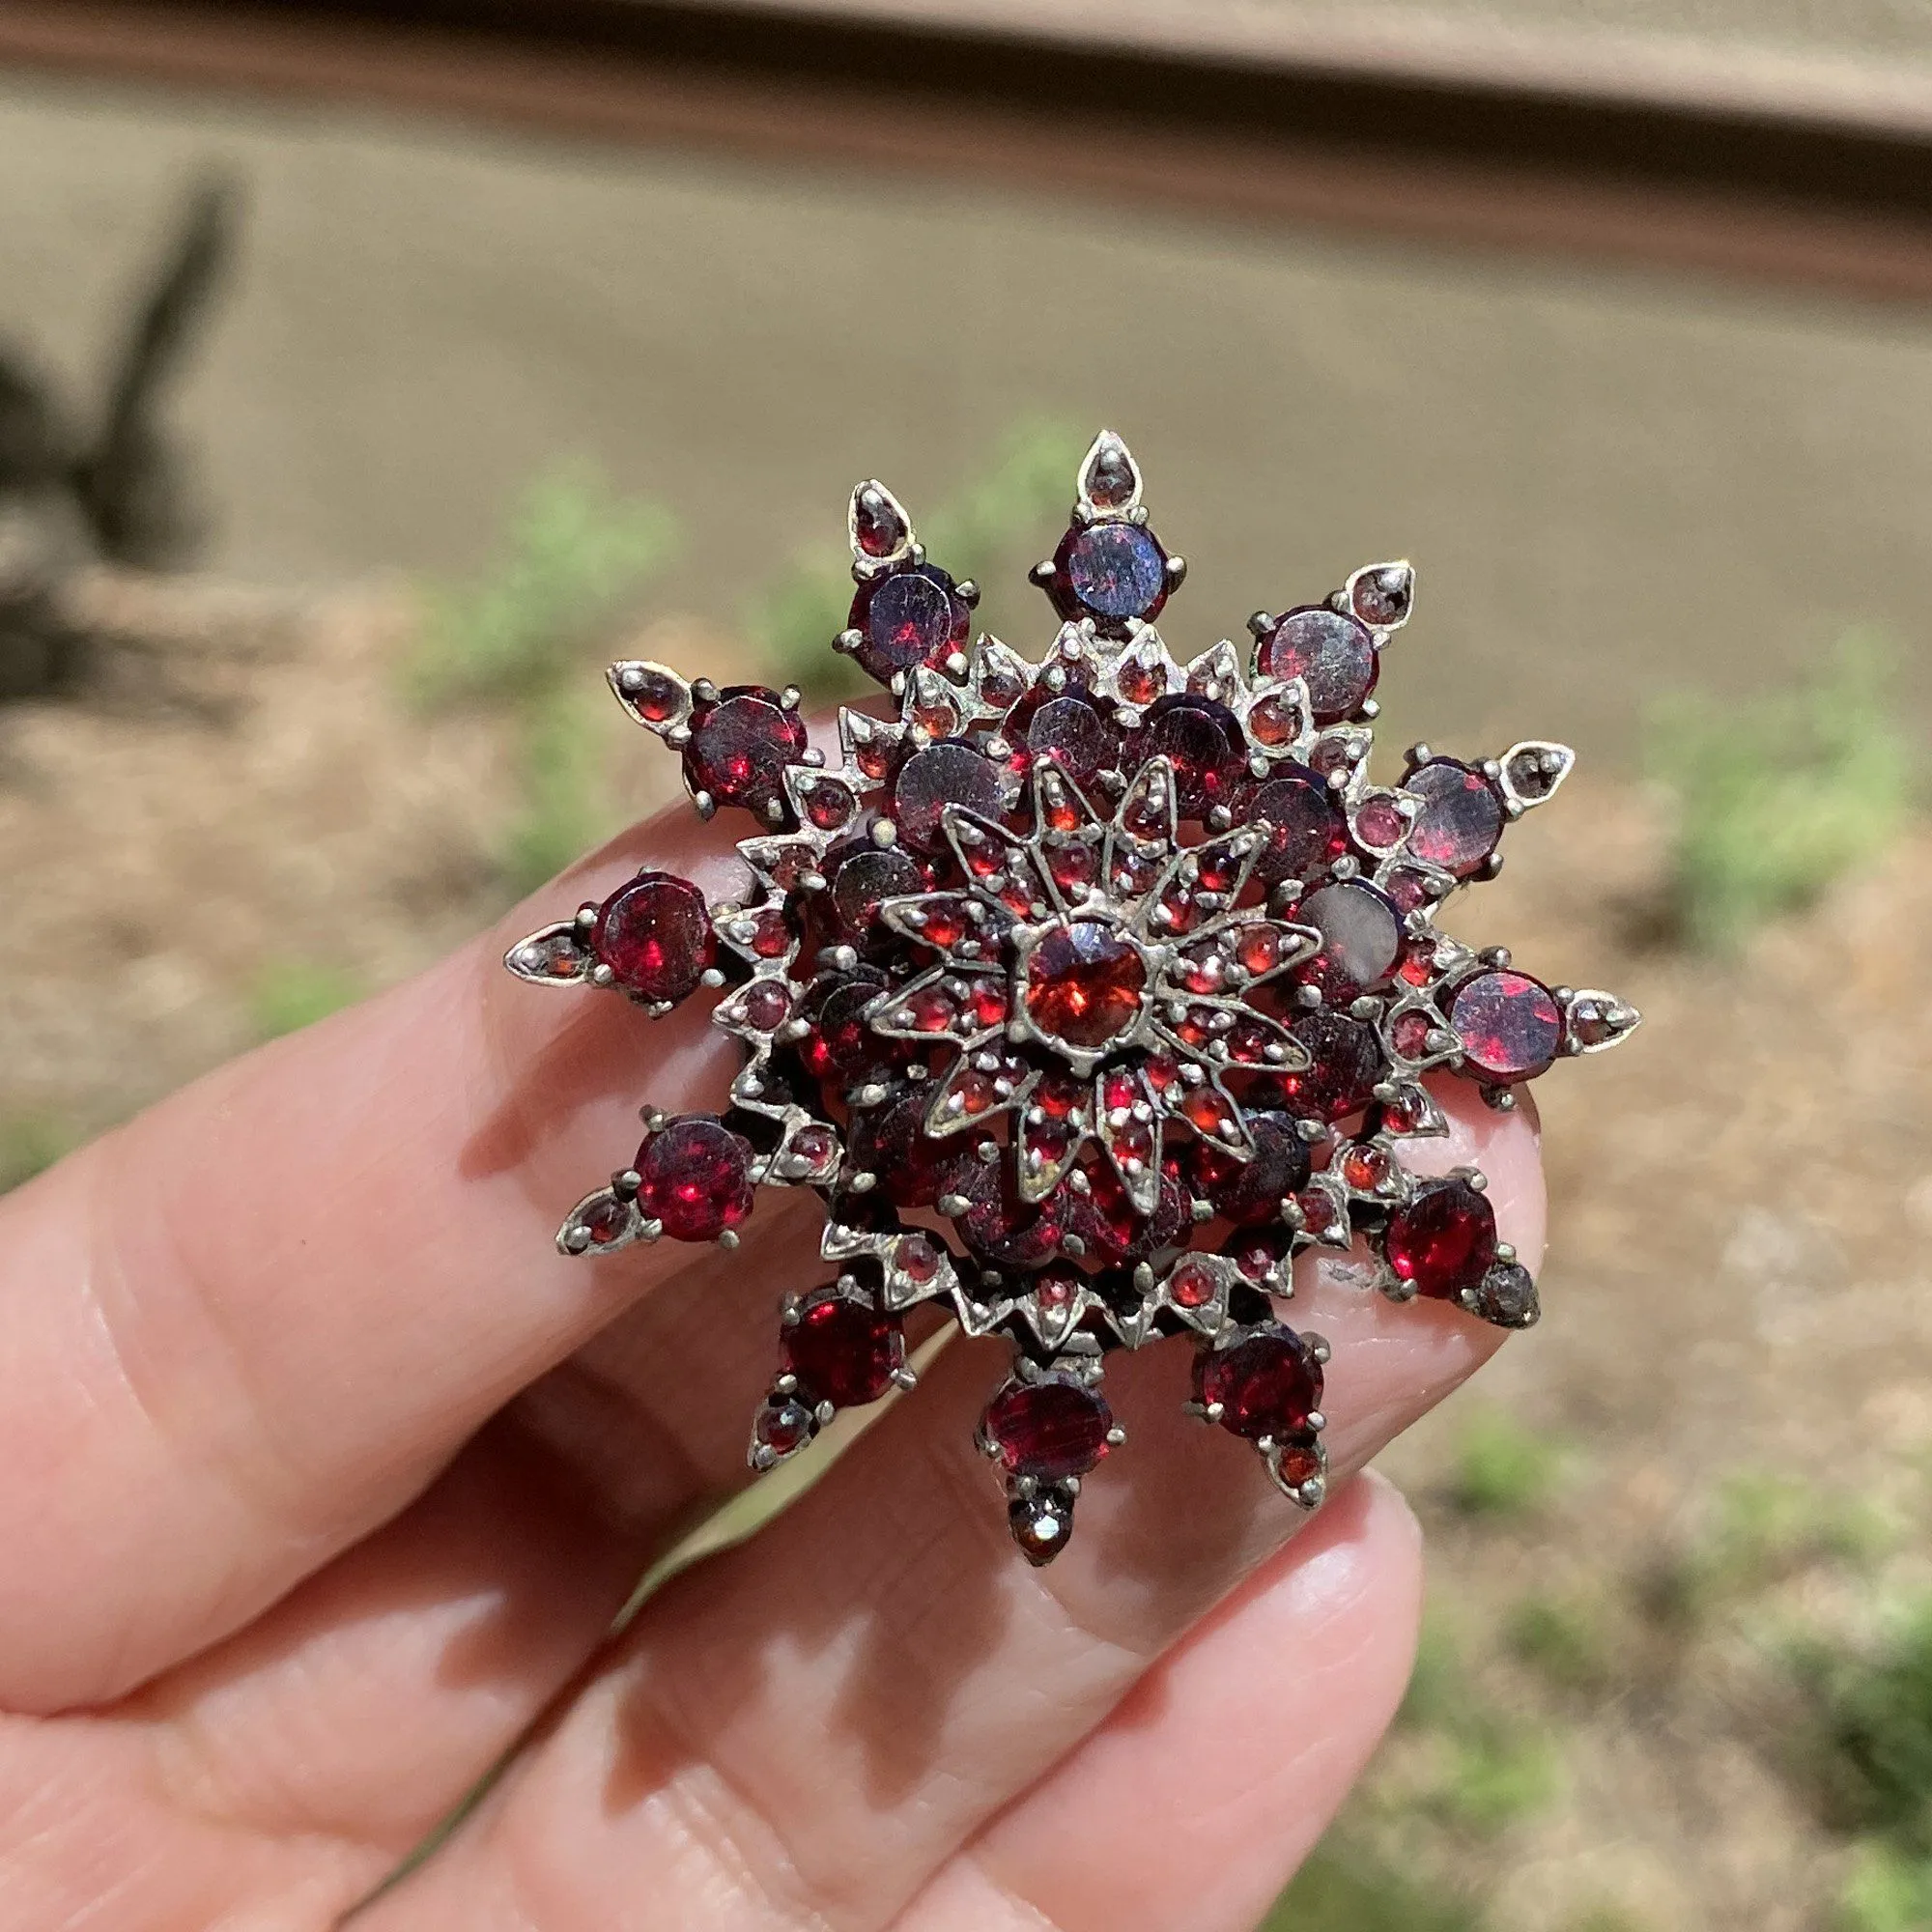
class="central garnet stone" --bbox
[1025,922,1147,1050]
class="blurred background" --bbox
[1,2,1930,1926]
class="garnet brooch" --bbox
[506,432,1638,1565]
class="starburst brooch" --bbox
[506,432,1639,1565]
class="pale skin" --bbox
[0,793,1542,1931]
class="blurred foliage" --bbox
[1401,1606,1561,1834]
[1264,1840,1479,1932]
[1647,633,1915,953]
[1508,1590,1614,1697]
[407,461,673,895]
[0,1112,71,1192]
[408,460,673,710]
[1647,1472,1891,1626]
[1838,1837,1932,1932]
[747,417,1085,696]
[251,959,364,1039]
[1447,1408,1563,1520]
[1796,1594,1932,1850]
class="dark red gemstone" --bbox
[684,687,809,814]
[1299,880,1402,994]
[1283,1010,1388,1121]
[846,1087,958,1207]
[1350,564,1412,628]
[1234,1224,1293,1285]
[1057,521,1169,623]
[1025,923,1148,1049]
[853,486,906,558]
[1257,608,1378,724]
[636,1116,755,1241]
[1474,1261,1539,1327]
[1085,440,1138,509]
[1070,1161,1189,1264]
[797,971,895,1082]
[1250,766,1348,883]
[983,1376,1114,1481]
[781,1293,905,1407]
[849,564,967,682]
[1027,694,1114,785]
[826,844,925,942]
[737,980,792,1032]
[1353,797,1406,851]
[1450,970,1562,1081]
[941,1151,1065,1266]
[1406,760,1504,879]
[1140,696,1242,817]
[624,667,685,722]
[591,871,713,1001]
[1192,1112,1313,1226]
[1168,1258,1217,1308]
[893,741,1006,851]
[754,1397,815,1457]
[1385,1179,1496,1298]
[1194,1327,1322,1440]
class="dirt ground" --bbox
[2,582,1925,1931]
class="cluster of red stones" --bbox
[505,430,1636,1566]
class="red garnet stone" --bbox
[1385,1179,1496,1298]
[1450,970,1563,1081]
[684,686,809,814]
[1194,1328,1322,1440]
[1025,923,1148,1048]
[636,1116,755,1242]
[592,871,714,1001]
[781,1293,905,1407]
[982,1377,1114,1482]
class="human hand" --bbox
[0,797,1541,1930]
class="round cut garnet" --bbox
[893,742,1006,851]
[1192,1112,1313,1226]
[1071,1162,1189,1264]
[1406,760,1504,879]
[846,1087,961,1207]
[592,871,713,1001]
[781,1293,905,1407]
[850,564,966,682]
[1027,694,1114,785]
[826,845,924,942]
[1298,880,1402,994]
[1256,608,1378,724]
[982,1376,1114,1481]
[1060,522,1168,622]
[1140,696,1243,817]
[636,1116,755,1242]
[1026,923,1148,1049]
[1284,1010,1388,1121]
[1450,970,1562,1081]
[1386,1179,1496,1299]
[1474,1260,1540,1328]
[1194,1327,1322,1440]
[684,687,809,814]
[1250,766,1347,883]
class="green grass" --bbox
[1797,1594,1932,1848]
[746,416,1086,697]
[406,459,674,895]
[0,1113,73,1192]
[1508,1590,1614,1696]
[1646,632,1916,952]
[408,460,674,711]
[1838,1838,1932,1932]
[250,960,365,1039]
[1446,1408,1562,1520]
[1648,1472,1890,1625]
